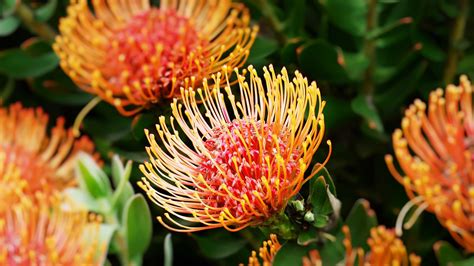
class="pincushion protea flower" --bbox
[54,0,258,116]
[385,75,474,252]
[337,225,421,266]
[0,103,96,197]
[242,234,280,266]
[139,65,331,232]
[0,192,106,265]
[243,227,421,266]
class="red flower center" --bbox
[104,8,208,102]
[197,120,301,219]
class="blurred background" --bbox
[1,0,473,265]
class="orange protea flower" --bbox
[0,193,106,265]
[139,65,330,232]
[385,75,474,251]
[243,227,421,266]
[54,0,258,116]
[338,225,421,266]
[0,103,96,198]
[242,234,280,266]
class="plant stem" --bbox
[443,0,469,85]
[15,2,56,42]
[107,212,130,266]
[362,0,378,99]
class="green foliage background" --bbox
[1,0,474,265]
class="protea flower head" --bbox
[242,234,280,266]
[385,75,474,252]
[139,65,331,232]
[54,0,258,116]
[338,225,421,266]
[0,192,106,265]
[0,103,96,198]
[242,227,421,266]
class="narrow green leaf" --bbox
[1,0,17,16]
[434,241,464,266]
[312,165,336,196]
[326,0,367,36]
[34,0,57,22]
[298,39,348,83]
[97,224,118,265]
[111,155,125,187]
[351,95,384,133]
[342,52,369,81]
[0,48,58,78]
[273,242,312,266]
[309,176,332,216]
[123,194,153,261]
[297,228,318,246]
[248,36,279,63]
[313,214,330,228]
[193,230,247,259]
[111,158,133,210]
[76,152,112,199]
[164,234,173,266]
[0,16,19,36]
[0,76,14,102]
[131,113,155,141]
[344,199,378,250]
[453,257,474,266]
[63,187,102,213]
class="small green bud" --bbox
[304,211,315,222]
[291,200,305,212]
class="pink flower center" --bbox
[104,8,208,101]
[197,120,301,218]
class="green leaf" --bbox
[309,176,333,216]
[164,234,173,266]
[1,0,17,17]
[282,0,305,37]
[434,241,463,266]
[416,33,445,62]
[0,16,19,36]
[34,0,57,22]
[453,257,474,266]
[351,95,384,133]
[194,230,247,259]
[123,194,153,261]
[323,96,357,129]
[63,187,103,213]
[342,52,369,81]
[111,156,133,210]
[458,53,474,74]
[248,36,279,62]
[298,39,348,83]
[97,224,118,264]
[326,0,367,36]
[111,155,132,187]
[31,69,93,106]
[344,199,378,250]
[131,113,156,141]
[273,242,312,266]
[313,214,330,228]
[0,76,14,102]
[76,152,112,199]
[312,165,336,196]
[0,48,58,78]
[297,227,318,246]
